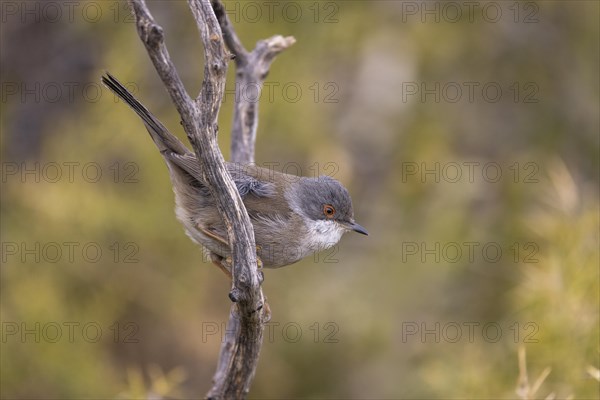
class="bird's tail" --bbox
[101,72,190,156]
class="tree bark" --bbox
[127,1,293,398]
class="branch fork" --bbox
[127,0,293,398]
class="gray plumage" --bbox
[102,73,367,269]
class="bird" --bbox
[101,73,367,277]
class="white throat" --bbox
[304,219,346,252]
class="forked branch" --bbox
[211,0,295,164]
[127,0,293,398]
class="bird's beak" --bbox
[342,221,369,236]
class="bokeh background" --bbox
[1,1,599,399]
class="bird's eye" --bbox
[323,204,336,218]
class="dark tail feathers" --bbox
[101,72,190,156]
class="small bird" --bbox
[102,73,367,276]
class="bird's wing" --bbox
[164,153,279,200]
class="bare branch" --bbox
[211,0,295,164]
[128,0,268,398]
[127,0,293,397]
[128,0,194,119]
[211,0,249,66]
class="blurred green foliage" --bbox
[1,1,598,399]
